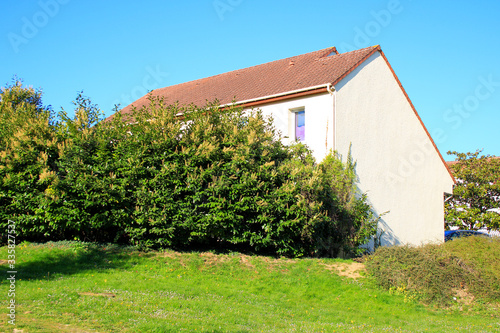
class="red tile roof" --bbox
[447,156,500,166]
[117,45,380,115]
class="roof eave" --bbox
[219,84,331,109]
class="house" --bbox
[116,45,455,248]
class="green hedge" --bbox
[0,80,378,257]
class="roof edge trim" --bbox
[219,84,331,109]
[331,45,381,86]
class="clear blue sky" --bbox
[1,0,499,160]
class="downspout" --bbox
[326,83,336,151]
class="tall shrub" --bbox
[0,84,378,257]
[0,79,58,240]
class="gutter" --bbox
[218,83,332,109]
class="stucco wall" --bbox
[249,93,335,162]
[334,52,454,246]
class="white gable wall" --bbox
[334,52,454,246]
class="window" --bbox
[287,107,305,143]
[294,110,305,141]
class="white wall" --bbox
[248,93,335,162]
[334,52,454,246]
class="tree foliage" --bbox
[445,150,500,231]
[0,80,378,257]
[0,78,52,150]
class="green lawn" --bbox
[1,242,499,332]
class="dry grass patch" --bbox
[452,287,475,306]
[239,254,256,269]
[199,252,230,267]
[321,262,366,279]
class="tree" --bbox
[0,78,52,149]
[445,150,500,231]
[0,79,58,240]
[0,79,104,241]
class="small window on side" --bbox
[295,110,305,141]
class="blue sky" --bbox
[1,0,499,160]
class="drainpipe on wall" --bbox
[326,83,336,152]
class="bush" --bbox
[365,236,500,305]
[0,81,378,257]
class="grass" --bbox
[0,240,499,332]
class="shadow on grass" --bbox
[3,241,152,281]
[2,239,314,283]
